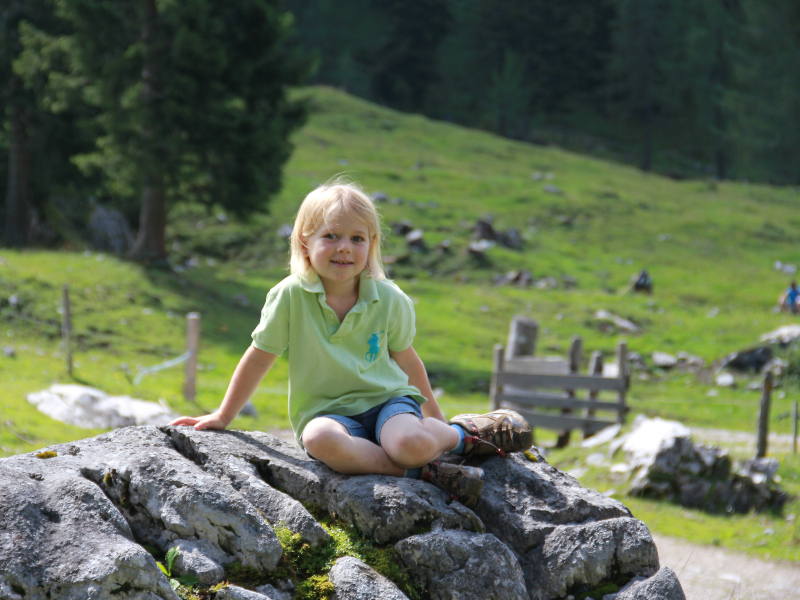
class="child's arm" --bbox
[169,346,277,430]
[389,345,448,423]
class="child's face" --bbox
[301,209,372,293]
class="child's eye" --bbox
[352,236,365,242]
[324,233,337,239]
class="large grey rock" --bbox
[1,427,282,582]
[619,418,786,513]
[462,450,657,600]
[616,567,685,600]
[0,464,179,600]
[165,427,482,545]
[521,518,658,600]
[472,450,633,555]
[395,530,527,600]
[328,557,409,600]
[0,426,684,600]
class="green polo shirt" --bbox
[251,273,426,444]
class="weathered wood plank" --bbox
[504,357,570,375]
[497,391,625,412]
[495,372,627,391]
[502,406,616,434]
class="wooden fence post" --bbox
[756,371,773,458]
[490,344,504,411]
[556,336,582,448]
[61,285,72,377]
[505,316,538,360]
[792,400,798,455]
[583,351,604,438]
[183,312,201,403]
[616,340,628,423]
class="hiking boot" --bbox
[421,461,484,509]
[450,409,533,458]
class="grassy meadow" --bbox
[2,86,800,561]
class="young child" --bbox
[169,181,532,508]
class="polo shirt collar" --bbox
[298,272,380,303]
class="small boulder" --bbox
[720,347,772,373]
[328,556,409,600]
[395,530,527,600]
[651,352,678,369]
[715,372,735,387]
[473,219,497,241]
[217,585,272,600]
[392,220,414,235]
[167,538,225,585]
[760,324,800,345]
[405,229,425,250]
[616,567,685,600]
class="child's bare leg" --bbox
[302,417,404,476]
[379,413,460,470]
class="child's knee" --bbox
[302,419,347,455]
[383,428,435,465]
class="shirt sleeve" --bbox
[251,285,290,355]
[387,286,416,352]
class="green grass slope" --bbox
[2,86,800,561]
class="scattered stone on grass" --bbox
[594,310,640,334]
[26,384,175,429]
[719,346,772,373]
[760,324,800,345]
[651,352,677,369]
[611,416,788,513]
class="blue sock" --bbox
[450,424,466,454]
[404,467,422,479]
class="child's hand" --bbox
[168,412,229,431]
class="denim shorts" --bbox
[316,396,423,447]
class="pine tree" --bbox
[1,0,34,247]
[1,0,85,247]
[732,0,800,183]
[607,0,678,171]
[370,0,451,112]
[53,0,311,262]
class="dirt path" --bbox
[654,534,800,600]
[691,427,795,455]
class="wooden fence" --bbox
[490,316,630,443]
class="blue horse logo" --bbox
[365,331,384,362]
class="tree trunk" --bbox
[128,0,166,262]
[714,22,727,180]
[129,174,167,261]
[4,74,31,248]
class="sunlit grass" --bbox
[3,86,800,563]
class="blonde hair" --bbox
[290,179,386,281]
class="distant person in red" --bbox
[780,281,800,314]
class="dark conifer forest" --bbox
[2,0,798,251]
